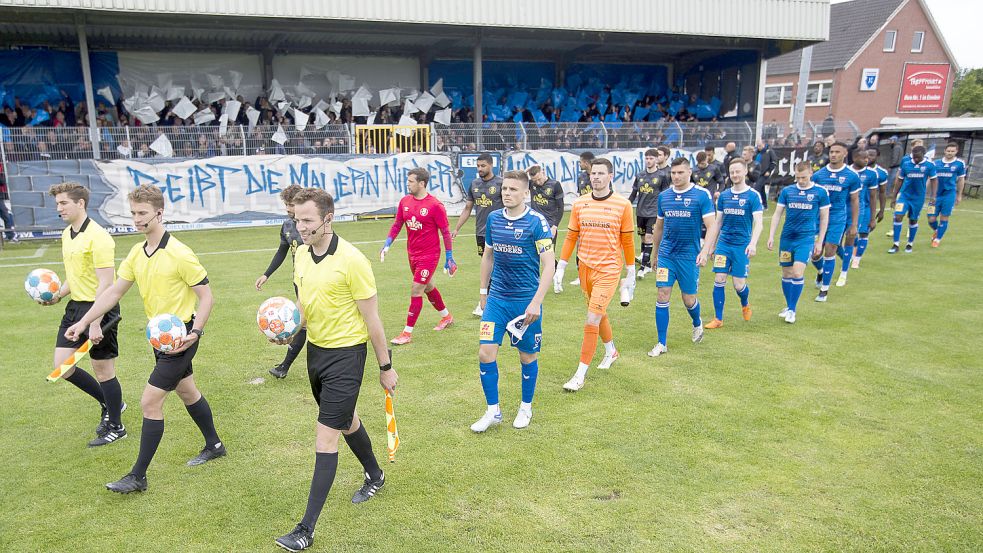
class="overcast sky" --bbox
[832,0,981,70]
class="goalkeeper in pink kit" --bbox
[381,168,457,345]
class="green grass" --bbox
[1,200,981,552]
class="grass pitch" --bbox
[1,201,981,552]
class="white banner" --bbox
[95,154,464,226]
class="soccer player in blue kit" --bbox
[809,142,860,302]
[835,149,879,287]
[648,158,718,357]
[888,145,937,254]
[704,158,763,329]
[471,170,555,432]
[768,162,830,324]
[851,149,889,269]
[928,142,966,248]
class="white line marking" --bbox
[2,244,49,260]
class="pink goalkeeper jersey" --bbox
[387,193,452,259]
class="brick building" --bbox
[764,0,958,133]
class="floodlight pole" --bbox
[754,57,767,144]
[473,32,483,149]
[792,46,814,138]
[77,21,100,160]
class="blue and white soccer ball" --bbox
[257,296,301,341]
[146,313,187,353]
[25,268,61,304]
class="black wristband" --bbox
[379,363,392,372]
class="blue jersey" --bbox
[870,163,889,190]
[811,165,861,223]
[485,207,553,300]
[715,187,763,247]
[657,185,715,257]
[777,184,831,241]
[934,158,965,195]
[855,166,880,211]
[898,158,937,199]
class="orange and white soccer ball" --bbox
[146,313,187,353]
[257,296,301,341]
[25,268,61,304]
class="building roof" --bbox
[0,0,829,42]
[767,0,905,75]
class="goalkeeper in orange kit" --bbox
[553,157,635,392]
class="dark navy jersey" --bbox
[629,170,662,217]
[530,178,565,228]
[467,175,505,235]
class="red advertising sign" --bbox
[897,63,950,113]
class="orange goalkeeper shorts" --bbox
[579,263,620,316]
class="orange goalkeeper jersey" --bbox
[562,191,635,273]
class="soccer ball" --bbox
[146,313,187,353]
[257,296,301,341]
[25,268,61,304]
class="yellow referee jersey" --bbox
[118,232,208,322]
[61,218,116,302]
[294,234,376,349]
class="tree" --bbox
[948,68,983,116]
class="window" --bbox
[805,81,833,105]
[912,31,925,53]
[884,30,897,52]
[764,84,793,107]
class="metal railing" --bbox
[0,120,861,164]
[0,124,354,163]
[433,121,760,151]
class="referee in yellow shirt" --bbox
[66,185,225,494]
[45,182,126,446]
[274,188,397,552]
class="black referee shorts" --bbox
[307,341,367,431]
[148,319,198,391]
[56,300,121,360]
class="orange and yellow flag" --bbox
[385,390,400,462]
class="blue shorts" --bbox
[779,236,814,267]
[824,219,846,245]
[895,195,924,221]
[858,209,872,234]
[479,295,542,353]
[656,254,700,295]
[712,242,750,279]
[933,192,956,217]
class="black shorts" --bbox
[476,235,486,256]
[56,300,121,360]
[636,216,658,235]
[307,341,367,430]
[148,319,198,391]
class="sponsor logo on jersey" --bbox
[493,243,524,254]
[406,216,423,231]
